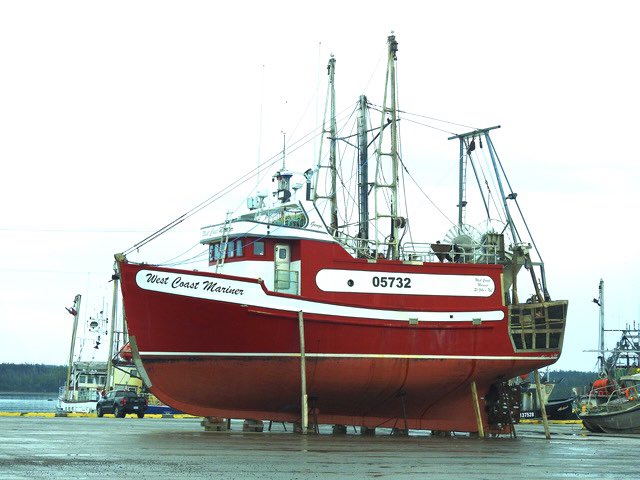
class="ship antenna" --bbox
[281,130,286,170]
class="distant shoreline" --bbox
[0,391,58,396]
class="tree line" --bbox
[0,363,67,393]
[0,363,599,396]
[531,370,599,400]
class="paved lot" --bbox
[0,417,637,479]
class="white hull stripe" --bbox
[139,351,557,361]
[316,269,495,297]
[136,269,505,323]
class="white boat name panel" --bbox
[134,269,504,323]
[315,269,495,297]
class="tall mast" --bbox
[357,94,369,254]
[596,279,605,375]
[328,55,338,234]
[105,269,119,390]
[374,33,401,260]
[314,54,339,235]
[64,294,81,398]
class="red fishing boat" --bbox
[117,34,567,434]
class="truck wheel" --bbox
[96,407,103,418]
[137,412,145,418]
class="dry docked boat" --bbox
[116,34,568,434]
[580,303,640,433]
[581,374,640,433]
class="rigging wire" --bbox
[157,242,205,266]
[398,155,455,227]
[122,114,334,256]
[370,103,479,132]
[121,156,280,256]
[476,139,505,223]
[162,249,208,268]
[394,67,414,246]
[464,137,494,222]
[486,135,543,260]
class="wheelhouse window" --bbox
[254,241,264,256]
[209,239,251,261]
[239,203,308,228]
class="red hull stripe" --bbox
[135,269,504,323]
[139,351,557,361]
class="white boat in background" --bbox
[57,294,143,413]
[57,294,179,415]
[56,361,107,413]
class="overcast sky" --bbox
[1,1,638,371]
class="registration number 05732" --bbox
[371,276,412,289]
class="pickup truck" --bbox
[96,390,148,418]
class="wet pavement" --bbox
[0,416,637,479]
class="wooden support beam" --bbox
[534,370,551,439]
[470,381,485,438]
[298,311,308,435]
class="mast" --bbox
[357,94,369,255]
[448,126,503,230]
[374,33,401,260]
[389,35,399,259]
[595,279,605,375]
[313,55,339,235]
[105,269,119,390]
[457,138,465,226]
[328,56,338,234]
[64,294,81,398]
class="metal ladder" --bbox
[216,211,233,272]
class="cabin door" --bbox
[274,244,297,294]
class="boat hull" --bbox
[520,397,578,421]
[139,354,552,432]
[580,400,640,434]
[119,261,561,432]
[56,398,97,414]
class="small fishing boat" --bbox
[519,379,578,421]
[581,374,640,433]
[580,281,640,433]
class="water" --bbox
[0,393,58,412]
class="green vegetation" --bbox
[0,363,66,393]
[0,364,599,398]
[546,370,599,400]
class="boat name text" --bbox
[143,273,244,296]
